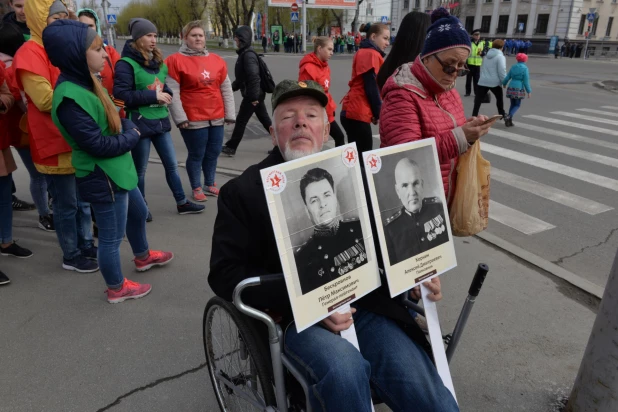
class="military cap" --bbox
[271,79,329,112]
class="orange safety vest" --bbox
[165,53,227,122]
[14,41,71,166]
[341,48,384,123]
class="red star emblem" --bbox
[369,157,378,168]
[270,175,282,188]
[147,77,164,92]
[345,150,355,162]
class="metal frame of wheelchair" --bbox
[203,264,488,411]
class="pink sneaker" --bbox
[205,184,219,197]
[192,188,208,202]
[134,250,174,272]
[107,279,152,303]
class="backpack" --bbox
[244,49,276,94]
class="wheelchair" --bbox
[202,264,489,411]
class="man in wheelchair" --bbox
[209,79,459,412]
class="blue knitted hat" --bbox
[420,8,471,58]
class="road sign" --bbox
[587,13,596,22]
[291,12,299,22]
[381,16,388,24]
[106,14,117,24]
[291,2,298,11]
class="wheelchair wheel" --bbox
[203,297,276,411]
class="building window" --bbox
[591,16,599,35]
[578,14,586,35]
[536,14,550,34]
[465,16,475,34]
[481,16,491,33]
[497,15,509,33]
[516,15,528,33]
[415,0,420,8]
[606,17,614,37]
[403,0,410,8]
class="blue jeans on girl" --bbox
[180,126,224,189]
[46,174,94,260]
[15,147,50,216]
[508,98,523,118]
[131,132,188,206]
[90,187,149,288]
[0,174,13,243]
[284,307,459,412]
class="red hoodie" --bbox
[298,53,336,123]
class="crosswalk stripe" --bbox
[491,168,613,215]
[514,123,618,151]
[488,129,618,168]
[576,108,618,118]
[481,143,618,191]
[523,115,618,137]
[600,106,618,111]
[489,200,556,235]
[551,111,618,127]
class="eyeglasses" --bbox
[433,54,470,77]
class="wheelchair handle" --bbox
[259,273,285,285]
[468,263,489,297]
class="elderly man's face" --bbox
[304,179,337,226]
[395,161,424,213]
[270,95,329,161]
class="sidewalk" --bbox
[0,146,598,412]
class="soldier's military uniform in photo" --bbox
[295,218,367,294]
[384,197,449,266]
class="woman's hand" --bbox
[462,116,494,144]
[156,91,172,105]
[371,117,378,125]
[177,121,189,129]
[410,277,443,302]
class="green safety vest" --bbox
[120,57,169,120]
[52,81,138,191]
[467,41,487,66]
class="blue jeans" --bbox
[284,307,459,412]
[91,187,149,288]
[16,147,49,216]
[46,174,94,260]
[508,98,523,118]
[0,174,13,243]
[180,126,224,189]
[131,132,187,206]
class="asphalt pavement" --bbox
[0,43,615,411]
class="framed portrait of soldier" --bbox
[362,139,457,298]
[261,143,380,332]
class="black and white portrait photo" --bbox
[373,147,450,265]
[279,157,368,295]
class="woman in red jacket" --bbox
[380,8,495,202]
[298,36,345,146]
[165,21,236,201]
[340,22,390,154]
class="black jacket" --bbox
[113,41,173,138]
[208,147,431,354]
[232,26,262,102]
[2,11,30,38]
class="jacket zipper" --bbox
[105,174,115,202]
[433,96,457,203]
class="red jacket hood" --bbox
[299,52,328,71]
[381,55,449,100]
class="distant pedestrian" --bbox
[561,43,566,57]
[262,35,267,53]
[554,42,560,58]
[502,53,531,127]
[472,39,506,120]
[569,43,576,58]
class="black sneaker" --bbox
[177,201,205,215]
[1,241,33,259]
[82,246,98,260]
[12,195,36,211]
[146,210,153,222]
[0,270,10,285]
[62,255,99,273]
[39,214,55,232]
[221,146,236,157]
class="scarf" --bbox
[179,42,209,57]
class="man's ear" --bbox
[323,121,330,143]
[269,125,277,147]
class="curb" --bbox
[149,158,604,299]
[476,231,604,299]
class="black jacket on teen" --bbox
[231,26,262,102]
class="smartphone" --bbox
[480,115,503,126]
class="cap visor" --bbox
[274,89,329,112]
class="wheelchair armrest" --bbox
[232,275,285,343]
